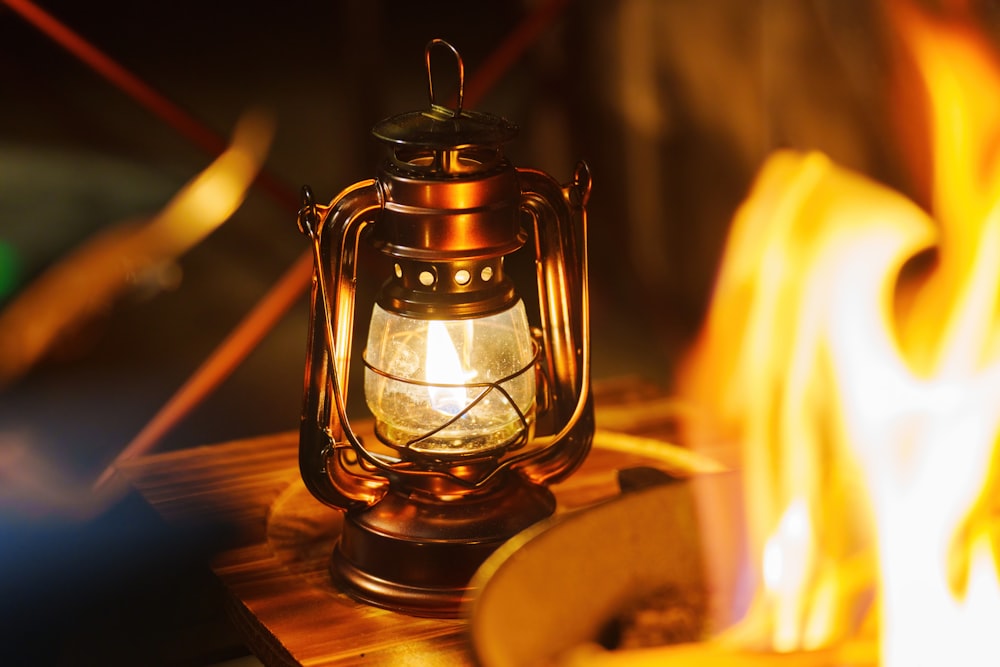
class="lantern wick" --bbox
[425,38,464,116]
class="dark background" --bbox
[0,1,914,663]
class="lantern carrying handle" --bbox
[425,38,463,115]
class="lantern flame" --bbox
[425,320,475,416]
[677,3,1000,665]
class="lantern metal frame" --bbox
[296,39,593,617]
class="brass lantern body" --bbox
[297,40,593,617]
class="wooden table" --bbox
[119,380,706,666]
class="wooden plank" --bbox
[118,383,712,666]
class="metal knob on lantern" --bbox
[296,39,593,617]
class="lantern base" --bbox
[330,471,556,617]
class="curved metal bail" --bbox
[425,38,464,115]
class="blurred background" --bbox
[0,0,913,663]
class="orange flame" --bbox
[679,3,1000,664]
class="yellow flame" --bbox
[761,500,817,652]
[425,321,475,416]
[679,6,1000,662]
[892,1,1000,376]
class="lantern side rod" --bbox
[304,188,387,467]
[511,163,594,484]
[299,181,393,510]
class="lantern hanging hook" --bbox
[425,38,463,116]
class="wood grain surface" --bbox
[117,379,703,666]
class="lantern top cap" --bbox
[371,39,518,153]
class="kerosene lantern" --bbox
[296,39,593,617]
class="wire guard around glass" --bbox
[364,340,540,461]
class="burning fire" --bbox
[679,3,1000,665]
